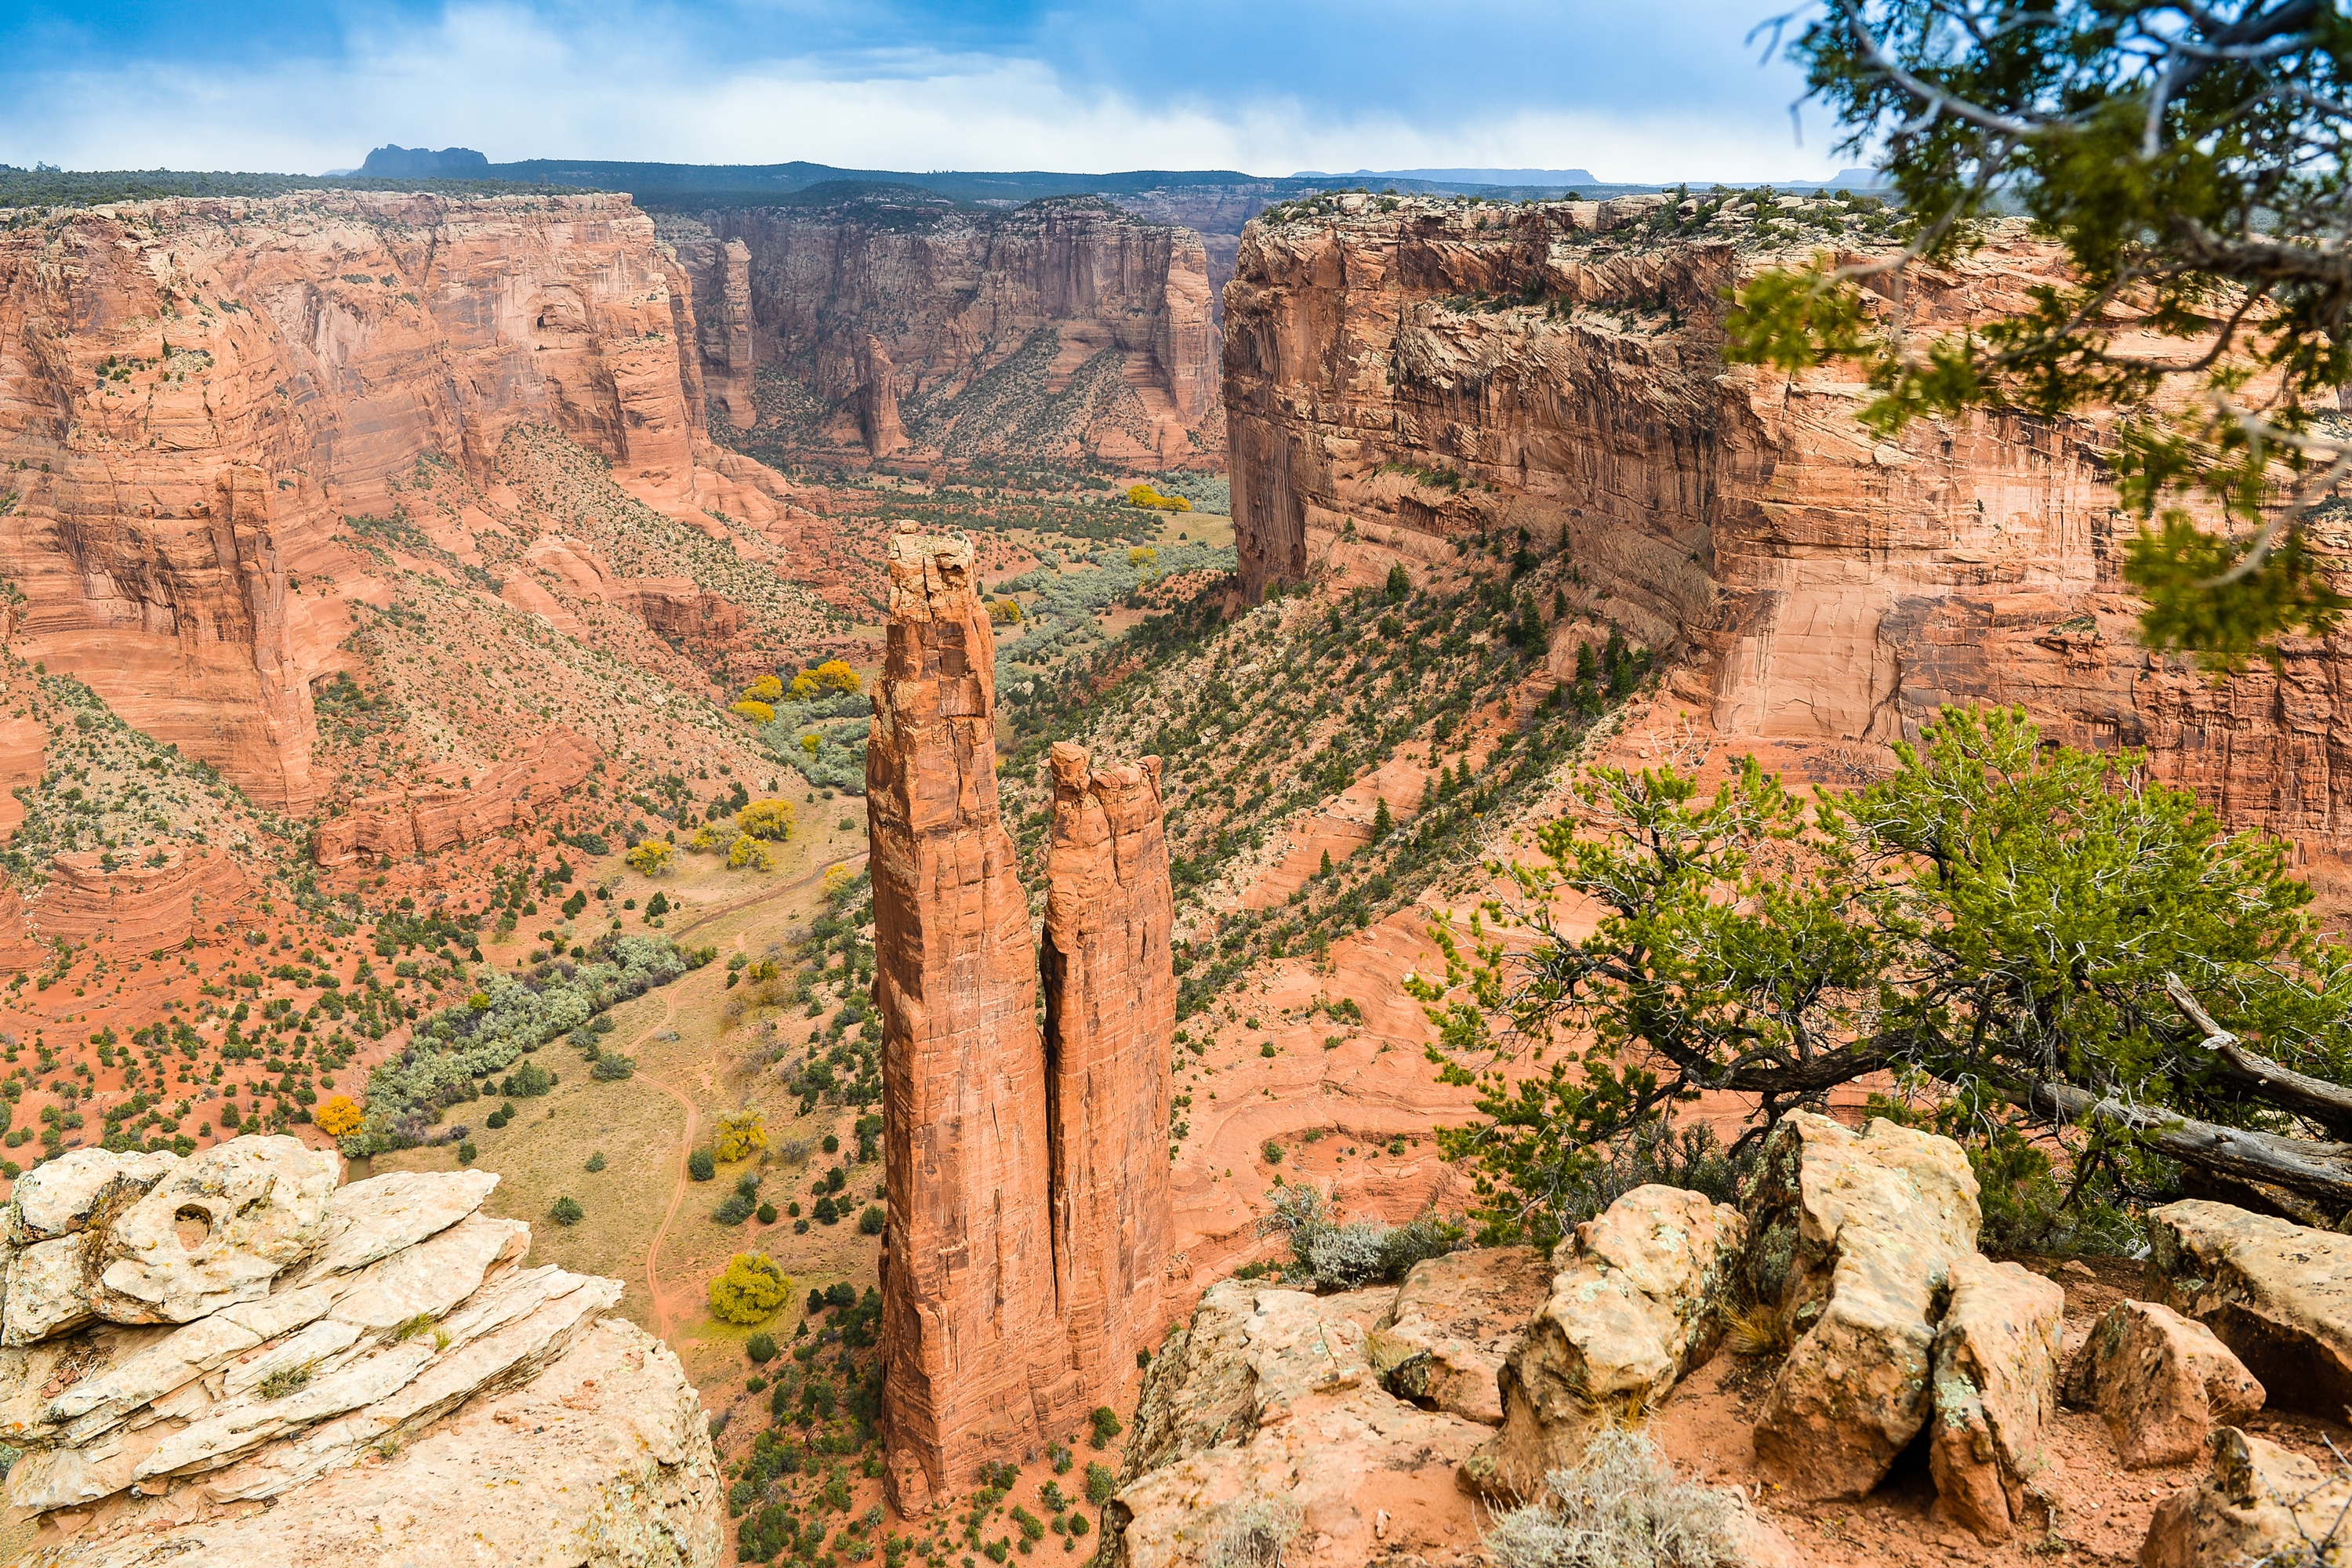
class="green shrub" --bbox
[1088,1406,1122,1449]
[688,1149,717,1181]
[857,1203,885,1234]
[709,1253,790,1323]
[715,1192,757,1225]
[746,1331,779,1363]
[586,1151,606,1171]
[550,1196,584,1225]
[757,1202,778,1224]
[1084,1462,1116,1504]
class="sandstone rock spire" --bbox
[867,524,1062,1512]
[1041,741,1177,1404]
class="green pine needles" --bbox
[1416,706,2352,1250]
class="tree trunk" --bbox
[2024,1080,2352,1214]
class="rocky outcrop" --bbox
[16,848,249,950]
[1927,1255,2065,1543]
[667,197,1219,471]
[0,190,788,810]
[869,528,1181,1512]
[1469,1184,1744,1498]
[1042,741,1177,1406]
[1744,1112,1984,1502]
[2140,1427,2352,1568]
[867,527,1065,1510]
[2148,1200,2352,1418]
[1109,1278,1494,1568]
[1221,198,2352,844]
[1367,1243,1548,1425]
[308,729,596,867]
[2062,1299,2266,1469]
[0,1139,718,1566]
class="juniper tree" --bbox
[1417,706,2352,1247]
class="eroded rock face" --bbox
[1042,741,1177,1406]
[1745,1112,1983,1502]
[869,528,1182,1512]
[2062,1299,2266,1469]
[868,526,1064,1512]
[2149,1200,2352,1419]
[666,199,1219,472]
[1927,1256,2065,1543]
[308,730,597,868]
[1367,1244,1549,1426]
[22,1319,717,1568]
[0,1138,719,1566]
[1469,1185,1744,1499]
[2140,1427,2352,1568]
[1221,200,2352,844]
[0,191,733,813]
[1108,1279,1492,1568]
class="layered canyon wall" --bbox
[0,189,790,814]
[867,528,1174,1512]
[1224,196,2352,844]
[665,197,1219,473]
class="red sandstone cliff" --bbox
[1223,198,2352,844]
[868,526,1065,1512]
[309,729,597,867]
[665,197,1219,473]
[0,190,798,811]
[1041,742,1176,1405]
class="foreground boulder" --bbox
[1745,1112,1984,1502]
[1367,1244,1549,1425]
[2062,1300,2265,1469]
[1927,1256,2064,1542]
[0,1138,720,1566]
[1109,1269,1506,1567]
[2140,1427,2352,1568]
[1465,1185,1744,1499]
[2148,1200,2352,1418]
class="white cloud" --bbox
[0,3,1847,183]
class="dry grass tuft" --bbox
[1485,1428,1740,1568]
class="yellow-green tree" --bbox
[799,732,822,757]
[626,838,675,876]
[743,674,783,704]
[688,824,728,853]
[708,1252,789,1324]
[315,1095,364,1137]
[728,833,775,871]
[789,659,862,700]
[731,699,775,724]
[714,1109,767,1163]
[736,799,796,840]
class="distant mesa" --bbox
[358,144,492,176]
[1294,165,1601,186]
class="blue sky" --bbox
[0,2,1860,181]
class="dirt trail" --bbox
[635,848,869,1338]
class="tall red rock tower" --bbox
[869,525,1178,1513]
[868,525,1062,1512]
[1040,742,1176,1404]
